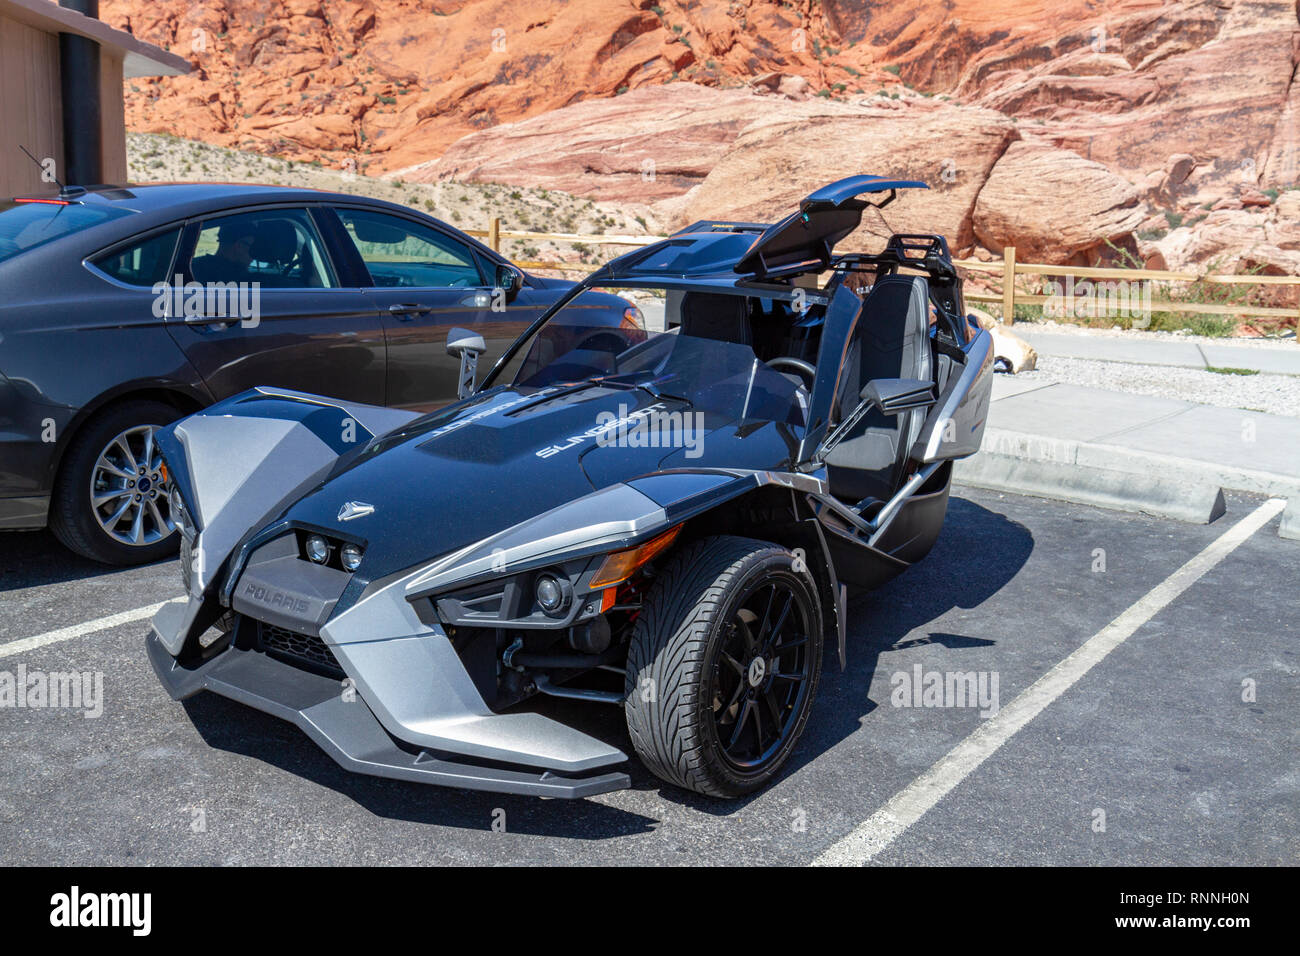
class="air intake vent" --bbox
[257,621,342,676]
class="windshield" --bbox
[0,200,132,264]
[506,285,819,427]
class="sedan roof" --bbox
[0,182,502,277]
[68,182,361,214]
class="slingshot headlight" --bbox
[305,535,330,564]
[535,574,569,615]
[340,542,364,572]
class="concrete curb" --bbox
[1281,500,1300,541]
[954,451,1228,524]
[974,428,1300,499]
[955,426,1300,531]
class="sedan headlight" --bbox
[621,305,644,330]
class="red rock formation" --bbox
[101,0,898,173]
[678,100,1019,254]
[99,0,1300,276]
[414,84,867,201]
[973,141,1148,263]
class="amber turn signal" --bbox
[589,524,682,589]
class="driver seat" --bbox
[824,275,933,504]
[250,220,301,276]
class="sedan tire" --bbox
[50,400,183,565]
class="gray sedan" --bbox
[0,183,632,564]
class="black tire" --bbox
[50,399,183,565]
[624,535,824,797]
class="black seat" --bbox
[190,252,251,285]
[678,291,752,346]
[824,275,933,503]
[251,220,300,271]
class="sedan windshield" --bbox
[507,285,815,427]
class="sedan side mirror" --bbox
[495,263,523,304]
[447,327,487,400]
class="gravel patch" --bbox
[1013,356,1300,417]
[1017,320,1296,349]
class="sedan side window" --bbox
[89,227,181,287]
[188,208,337,289]
[336,207,485,289]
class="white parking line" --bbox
[811,496,1287,867]
[0,598,183,661]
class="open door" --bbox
[803,263,993,582]
[820,275,936,508]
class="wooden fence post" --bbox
[488,217,501,253]
[1002,245,1016,325]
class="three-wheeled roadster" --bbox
[147,175,994,798]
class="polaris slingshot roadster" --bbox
[147,176,994,799]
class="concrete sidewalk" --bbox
[1011,328,1300,376]
[955,377,1300,536]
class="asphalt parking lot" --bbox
[1,486,1295,866]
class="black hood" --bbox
[271,385,796,583]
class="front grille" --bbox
[257,621,342,675]
[179,536,193,592]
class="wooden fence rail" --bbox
[960,245,1300,325]
[469,219,1300,332]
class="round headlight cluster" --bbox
[340,543,364,572]
[303,534,363,570]
[305,534,331,564]
[535,573,570,615]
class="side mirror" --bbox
[816,377,938,465]
[859,378,936,416]
[447,327,487,400]
[494,263,523,303]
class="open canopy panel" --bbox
[734,175,929,279]
[597,175,929,284]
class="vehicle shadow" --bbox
[179,495,1030,833]
[645,494,1035,815]
[180,694,658,840]
[0,529,172,591]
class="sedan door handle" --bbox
[182,316,235,330]
[388,303,431,321]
